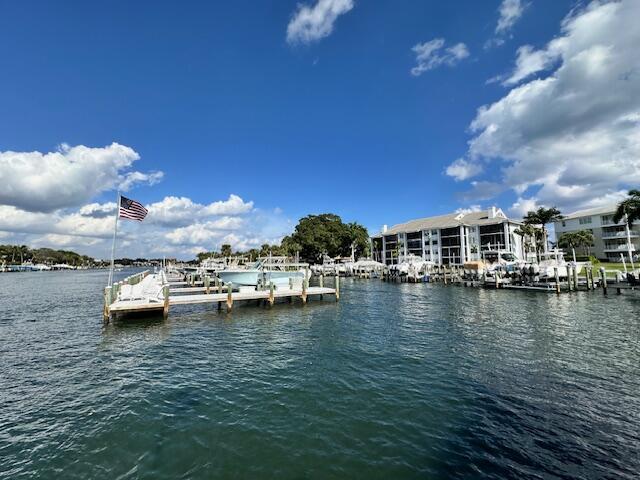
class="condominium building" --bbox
[553,205,639,261]
[371,207,524,266]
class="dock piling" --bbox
[554,267,560,294]
[600,268,607,295]
[226,283,233,311]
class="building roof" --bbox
[372,208,518,237]
[559,204,617,221]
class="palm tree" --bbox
[523,207,563,253]
[514,224,538,260]
[613,189,640,227]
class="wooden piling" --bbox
[163,285,169,318]
[204,275,210,294]
[572,266,578,291]
[226,283,233,311]
[301,277,307,304]
[554,267,560,294]
[600,268,607,295]
[335,274,340,301]
[268,282,274,306]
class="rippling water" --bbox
[1,269,639,479]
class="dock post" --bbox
[103,286,111,323]
[163,285,169,318]
[335,274,340,301]
[319,274,324,300]
[204,275,210,294]
[573,266,579,291]
[554,267,561,294]
[584,268,590,291]
[301,277,307,304]
[567,267,573,291]
[600,268,607,295]
[227,282,233,311]
[590,267,596,290]
[269,282,274,306]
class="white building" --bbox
[554,205,639,262]
[371,207,524,266]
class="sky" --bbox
[1,0,639,259]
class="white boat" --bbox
[538,250,584,279]
[217,257,310,288]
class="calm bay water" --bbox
[1,269,639,479]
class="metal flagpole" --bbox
[108,191,121,286]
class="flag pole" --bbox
[108,191,120,286]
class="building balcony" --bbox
[603,244,636,252]
[601,230,640,239]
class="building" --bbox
[371,207,524,266]
[553,205,638,261]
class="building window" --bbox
[562,221,566,227]
[579,217,592,225]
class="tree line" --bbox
[0,245,94,266]
[196,214,370,264]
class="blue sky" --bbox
[1,0,638,258]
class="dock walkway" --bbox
[104,271,340,322]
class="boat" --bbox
[537,249,585,279]
[217,256,310,288]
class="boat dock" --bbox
[104,270,340,322]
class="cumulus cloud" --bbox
[0,194,286,260]
[0,143,162,213]
[287,0,354,45]
[459,0,640,214]
[147,194,254,227]
[445,158,483,181]
[411,39,469,76]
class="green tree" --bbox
[523,207,563,253]
[220,244,232,257]
[558,230,594,255]
[287,214,369,263]
[613,189,640,227]
[514,224,538,260]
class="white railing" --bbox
[601,231,640,239]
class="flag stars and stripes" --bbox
[119,195,148,221]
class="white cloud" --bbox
[411,39,469,76]
[503,44,559,85]
[0,193,286,260]
[445,158,483,181]
[464,0,640,214]
[485,0,528,49]
[496,0,526,34]
[455,205,482,215]
[287,0,354,45]
[147,194,254,227]
[0,143,162,213]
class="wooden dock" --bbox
[104,271,340,322]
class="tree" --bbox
[286,214,369,263]
[220,244,232,257]
[613,189,640,227]
[558,230,594,256]
[523,207,563,253]
[514,224,538,260]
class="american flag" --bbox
[119,195,148,221]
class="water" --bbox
[1,270,639,479]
